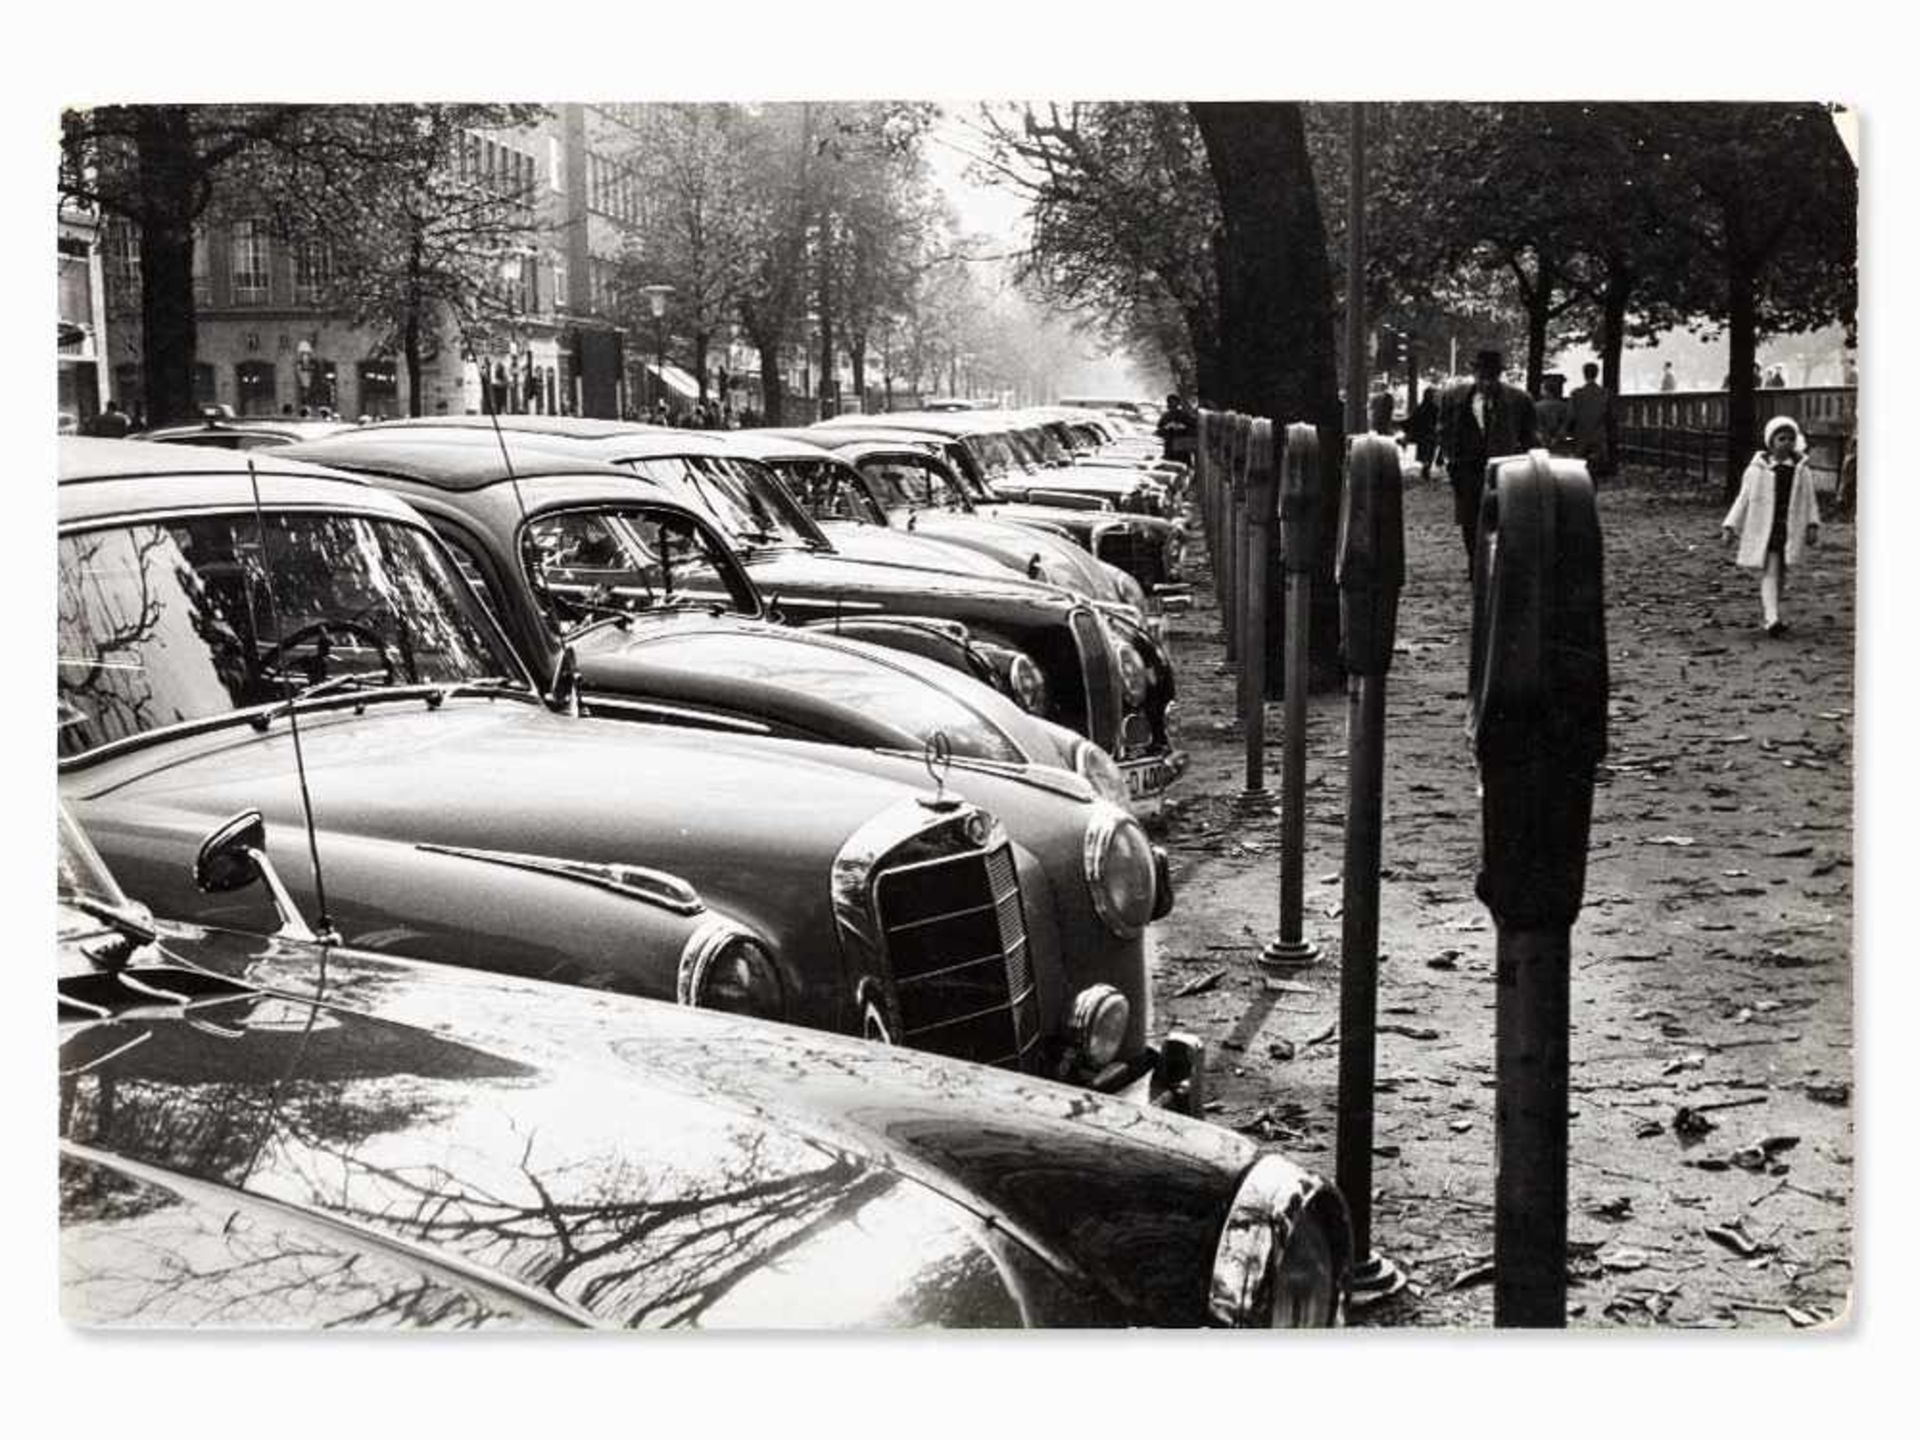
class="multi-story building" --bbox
[57,200,109,430]
[100,104,661,424]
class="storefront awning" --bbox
[645,362,703,401]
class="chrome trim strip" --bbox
[580,693,771,735]
[414,843,705,916]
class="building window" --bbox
[294,240,333,304]
[192,230,212,308]
[230,219,271,306]
[105,219,140,309]
[235,359,277,416]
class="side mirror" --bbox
[192,809,322,945]
[548,642,581,717]
[195,810,267,893]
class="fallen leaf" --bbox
[1647,835,1698,847]
[1176,967,1227,997]
[1704,1221,1769,1258]
[1267,1039,1296,1063]
[1448,1261,1495,1291]
[1587,1196,1634,1221]
[1599,1245,1651,1272]
[1806,1081,1850,1105]
[1381,1023,1441,1041]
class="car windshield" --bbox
[520,504,755,640]
[58,510,522,759]
[962,431,1018,479]
[766,458,887,526]
[625,454,823,549]
[857,455,972,514]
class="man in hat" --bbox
[1535,373,1572,453]
[1437,349,1538,570]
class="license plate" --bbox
[1122,752,1188,800]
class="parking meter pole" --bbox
[1225,416,1246,668]
[1470,451,1607,1330]
[1241,419,1277,803]
[1495,914,1572,1327]
[1332,433,1407,1304]
[1261,422,1322,970]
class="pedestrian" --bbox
[1568,361,1615,481]
[87,400,132,438]
[1155,392,1198,468]
[1436,349,1538,570]
[1367,388,1398,437]
[1659,361,1678,392]
[1409,385,1439,481]
[1535,373,1572,453]
[1765,365,1788,389]
[1721,416,1821,637]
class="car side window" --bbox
[521,508,742,636]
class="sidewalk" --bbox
[1145,471,1855,1328]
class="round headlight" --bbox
[1074,741,1129,805]
[678,922,786,1021]
[1110,566,1148,612]
[1068,983,1131,1068]
[1116,636,1149,707]
[1006,653,1048,714]
[1083,802,1156,937]
[1208,1155,1350,1329]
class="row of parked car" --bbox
[56,403,1352,1328]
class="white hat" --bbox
[1763,415,1807,457]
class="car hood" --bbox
[816,524,1019,580]
[61,930,1260,1327]
[61,703,928,946]
[578,617,1076,768]
[740,547,1079,619]
[889,513,1124,600]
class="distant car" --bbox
[305,418,1187,803]
[58,805,1350,1329]
[727,428,1147,613]
[813,416,1191,596]
[140,410,356,451]
[58,438,1188,1100]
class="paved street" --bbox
[1147,467,1854,1328]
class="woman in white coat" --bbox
[1722,415,1822,636]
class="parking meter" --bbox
[1225,414,1249,664]
[1337,434,1406,678]
[1241,419,1279,798]
[1469,448,1607,1329]
[1330,432,1409,1303]
[1260,421,1323,971]
[1470,450,1608,926]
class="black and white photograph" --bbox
[16,1,1907,1430]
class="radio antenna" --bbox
[246,459,338,949]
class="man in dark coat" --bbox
[1155,392,1198,467]
[1437,349,1538,569]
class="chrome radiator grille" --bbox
[1069,607,1122,752]
[873,841,1041,1069]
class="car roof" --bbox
[141,418,356,444]
[353,415,741,460]
[723,430,843,462]
[280,426,660,492]
[56,436,421,528]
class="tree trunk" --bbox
[755,337,785,425]
[134,108,200,426]
[693,331,711,403]
[1725,259,1759,503]
[1190,101,1346,691]
[1599,269,1631,396]
[404,230,426,418]
[849,334,867,408]
[1523,258,1553,395]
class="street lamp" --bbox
[642,283,675,419]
